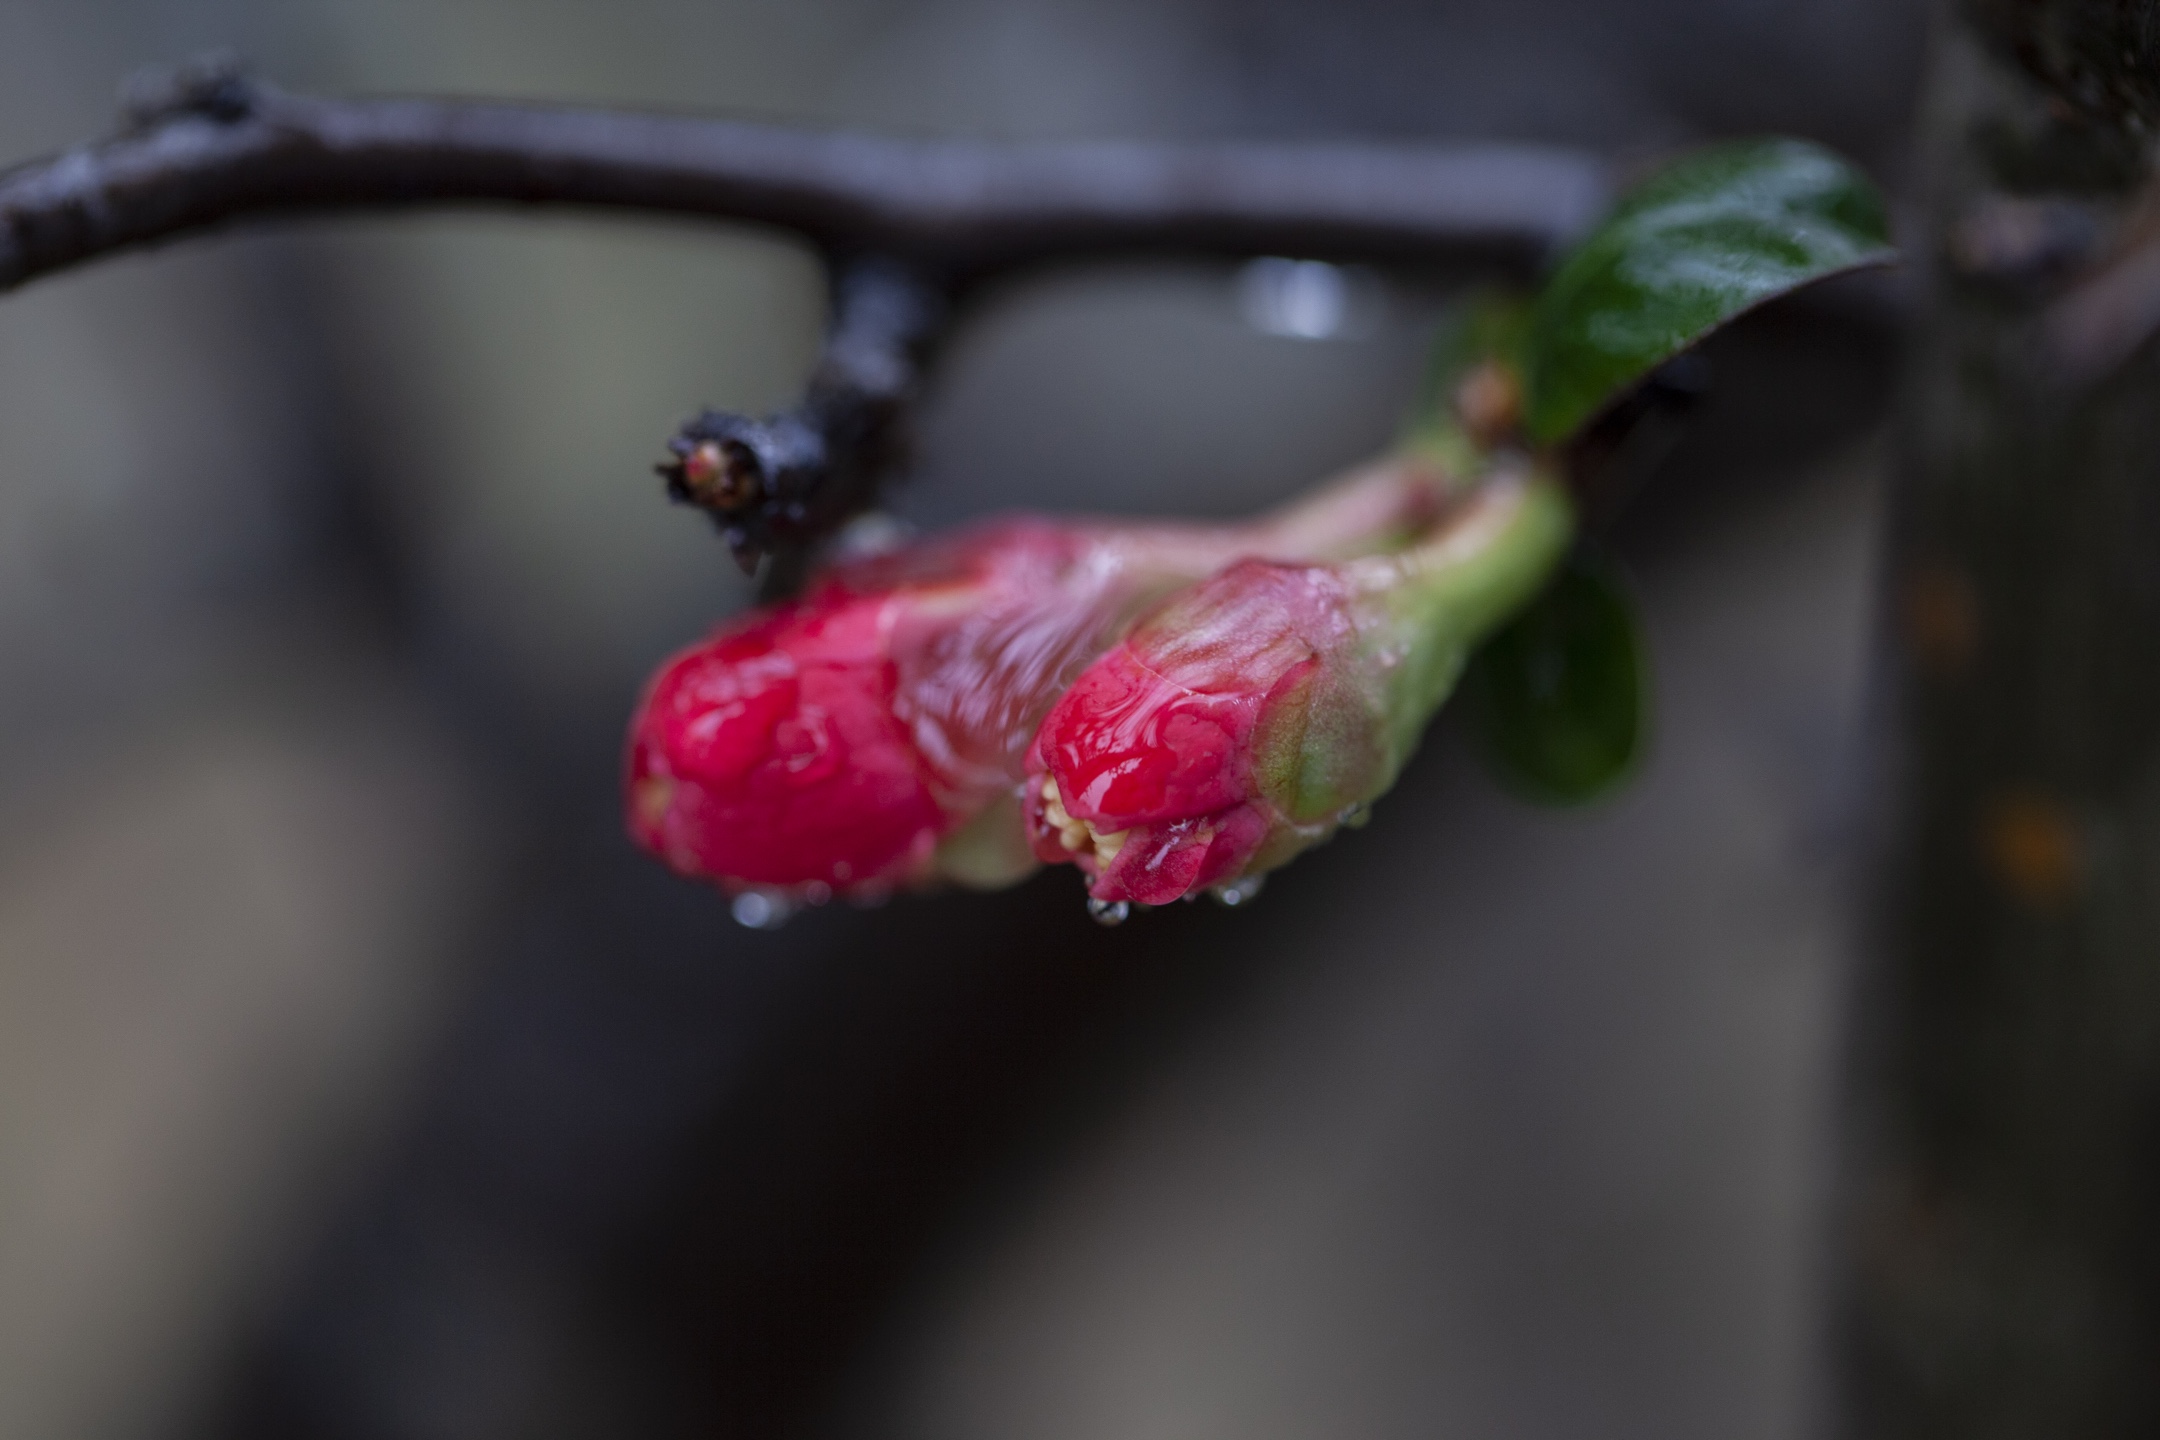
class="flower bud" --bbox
[627,457,1454,900]
[1024,467,1573,906]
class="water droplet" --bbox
[1087,898,1131,927]
[803,881,833,907]
[1237,257,1355,340]
[1210,873,1267,907]
[1337,801,1373,829]
[732,891,794,930]
[832,510,916,559]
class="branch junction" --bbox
[0,56,1612,567]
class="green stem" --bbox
[1349,467,1576,772]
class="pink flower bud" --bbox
[1024,469,1573,907]
[626,459,1452,900]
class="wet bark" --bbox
[1845,2,2160,1435]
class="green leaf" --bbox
[1522,138,1895,445]
[1463,556,1647,804]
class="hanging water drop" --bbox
[1210,873,1267,907]
[1087,898,1131,927]
[1337,800,1373,829]
[732,890,795,930]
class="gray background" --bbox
[0,2,1922,1436]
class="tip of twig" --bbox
[118,51,260,131]
[659,435,764,512]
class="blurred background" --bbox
[0,2,1921,1437]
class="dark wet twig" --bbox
[0,55,1611,566]
[0,59,1608,293]
[659,255,944,573]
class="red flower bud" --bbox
[627,459,1452,900]
[1025,468,1573,908]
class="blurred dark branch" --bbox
[0,58,1608,294]
[660,255,943,574]
[0,55,1611,569]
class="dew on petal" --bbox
[732,891,795,929]
[1210,873,1268,907]
[1087,898,1132,927]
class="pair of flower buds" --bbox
[623,136,1904,919]
[626,437,1573,920]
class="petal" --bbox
[627,624,945,890]
[1094,817,1215,905]
[1037,646,1261,830]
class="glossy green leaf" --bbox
[1463,557,1647,804]
[1522,138,1895,445]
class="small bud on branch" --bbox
[655,256,945,569]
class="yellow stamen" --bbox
[1092,826,1128,869]
[1041,776,1128,867]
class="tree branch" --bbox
[0,56,1613,573]
[0,60,1609,295]
[660,254,944,574]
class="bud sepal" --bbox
[1025,467,1575,906]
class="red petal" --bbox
[1037,647,1258,830]
[625,600,945,890]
